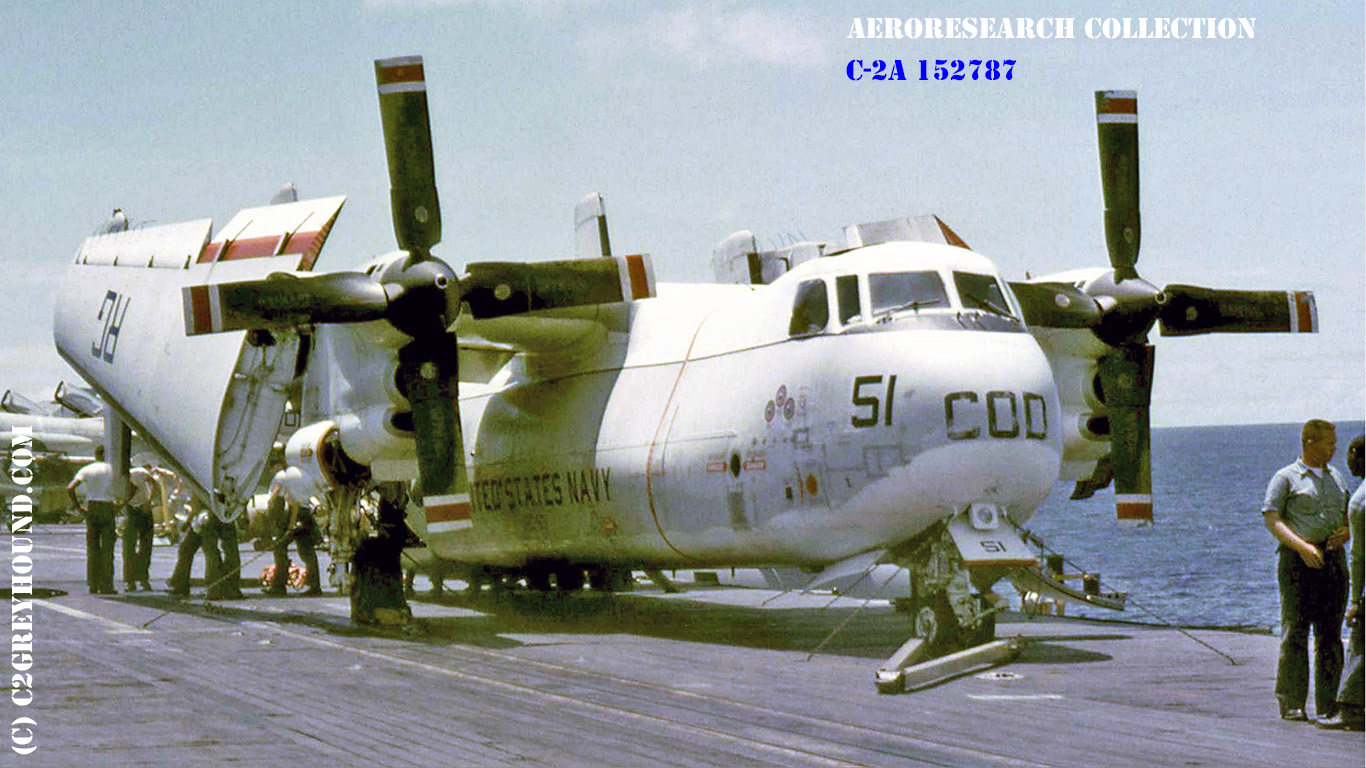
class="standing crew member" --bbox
[123,463,178,591]
[1262,419,1351,722]
[67,445,118,594]
[168,497,211,597]
[264,459,322,596]
[201,510,245,600]
[1319,435,1365,730]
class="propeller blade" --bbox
[463,256,656,320]
[1096,90,1141,280]
[182,272,390,335]
[1158,285,1318,336]
[1097,343,1154,524]
[1008,281,1104,329]
[396,334,469,525]
[375,56,466,528]
[376,55,442,255]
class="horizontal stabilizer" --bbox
[574,192,612,259]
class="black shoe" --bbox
[302,588,324,597]
[1280,707,1308,722]
[262,586,287,596]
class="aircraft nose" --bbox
[845,330,1062,523]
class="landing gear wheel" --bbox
[554,565,585,592]
[525,568,552,592]
[466,567,488,596]
[967,611,996,647]
[913,594,959,654]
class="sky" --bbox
[0,1,1361,427]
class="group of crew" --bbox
[1261,420,1363,731]
[66,449,323,599]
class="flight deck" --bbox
[11,525,1362,767]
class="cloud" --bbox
[363,0,592,11]
[365,0,830,71]
[645,7,829,70]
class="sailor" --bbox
[122,463,177,591]
[67,445,119,594]
[1318,435,1365,731]
[351,481,414,624]
[1261,419,1351,723]
[263,459,322,596]
[202,509,245,600]
[168,497,211,597]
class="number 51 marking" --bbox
[851,374,897,428]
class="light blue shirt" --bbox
[1262,458,1348,545]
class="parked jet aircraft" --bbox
[52,57,1316,656]
[2,382,110,521]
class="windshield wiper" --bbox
[960,293,1015,319]
[875,297,942,321]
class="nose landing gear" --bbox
[875,513,1026,693]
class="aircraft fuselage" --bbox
[423,242,1062,569]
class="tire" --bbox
[913,593,960,653]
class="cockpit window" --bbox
[954,272,1016,319]
[869,271,948,319]
[789,279,830,336]
[836,274,861,324]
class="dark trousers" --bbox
[85,501,117,593]
[168,527,203,595]
[272,525,321,592]
[122,506,154,586]
[1338,600,1364,710]
[202,515,242,599]
[1277,547,1348,716]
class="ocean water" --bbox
[1023,421,1365,632]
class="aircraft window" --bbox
[836,274,861,324]
[789,279,830,336]
[869,272,948,319]
[954,272,1016,319]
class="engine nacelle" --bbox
[285,420,370,495]
[1028,325,1111,481]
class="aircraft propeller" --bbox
[1013,91,1317,522]
[181,56,467,513]
[373,55,466,512]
